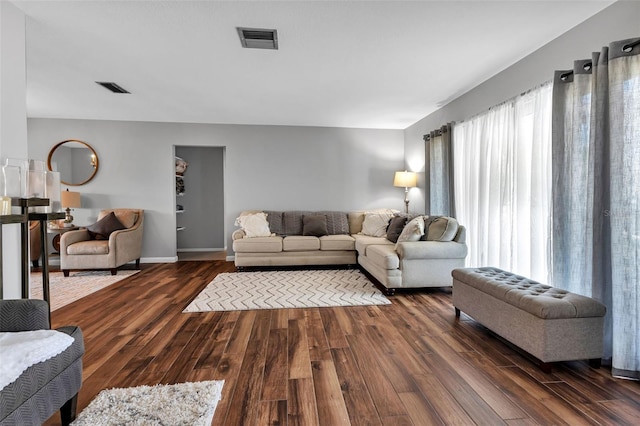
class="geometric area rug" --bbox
[71,380,224,426]
[30,270,140,312]
[183,269,391,313]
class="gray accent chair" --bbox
[60,208,144,276]
[0,299,84,426]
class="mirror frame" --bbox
[47,139,99,186]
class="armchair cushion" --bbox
[87,212,126,240]
[67,240,109,255]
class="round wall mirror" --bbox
[47,140,99,186]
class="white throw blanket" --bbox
[0,330,74,390]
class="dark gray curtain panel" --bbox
[424,123,454,217]
[552,37,640,380]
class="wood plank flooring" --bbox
[44,261,640,425]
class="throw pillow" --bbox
[319,211,350,235]
[87,212,126,240]
[360,213,394,237]
[395,216,425,248]
[235,212,272,238]
[426,216,459,241]
[302,214,328,237]
[386,215,407,243]
[105,210,137,229]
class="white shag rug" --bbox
[183,269,391,312]
[72,380,224,426]
[30,270,139,311]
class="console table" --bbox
[0,198,65,323]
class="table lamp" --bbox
[61,189,81,227]
[393,171,417,214]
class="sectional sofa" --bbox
[232,210,468,294]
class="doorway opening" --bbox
[174,146,225,261]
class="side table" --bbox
[47,225,80,253]
[27,210,66,325]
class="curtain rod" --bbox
[456,80,552,125]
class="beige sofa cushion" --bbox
[353,234,393,255]
[348,211,366,234]
[283,236,320,251]
[233,236,282,253]
[319,235,355,251]
[366,245,400,270]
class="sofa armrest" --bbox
[232,229,246,240]
[0,299,50,331]
[60,229,91,247]
[109,222,144,264]
[109,224,141,247]
[396,241,468,260]
[454,225,466,244]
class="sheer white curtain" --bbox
[452,83,552,282]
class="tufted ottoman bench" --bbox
[452,267,606,372]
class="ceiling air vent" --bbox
[95,81,130,94]
[237,27,278,50]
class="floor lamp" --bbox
[394,171,417,214]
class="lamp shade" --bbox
[60,190,81,208]
[393,171,417,188]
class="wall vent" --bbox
[96,81,130,94]
[236,27,278,50]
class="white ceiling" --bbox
[13,0,614,130]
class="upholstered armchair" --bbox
[60,208,144,276]
[0,299,84,425]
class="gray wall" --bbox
[404,0,640,212]
[175,146,225,251]
[27,118,404,261]
[1,2,28,299]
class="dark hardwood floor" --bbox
[44,261,640,425]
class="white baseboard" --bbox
[47,256,185,266]
[141,257,177,263]
[177,248,225,253]
[226,255,235,262]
